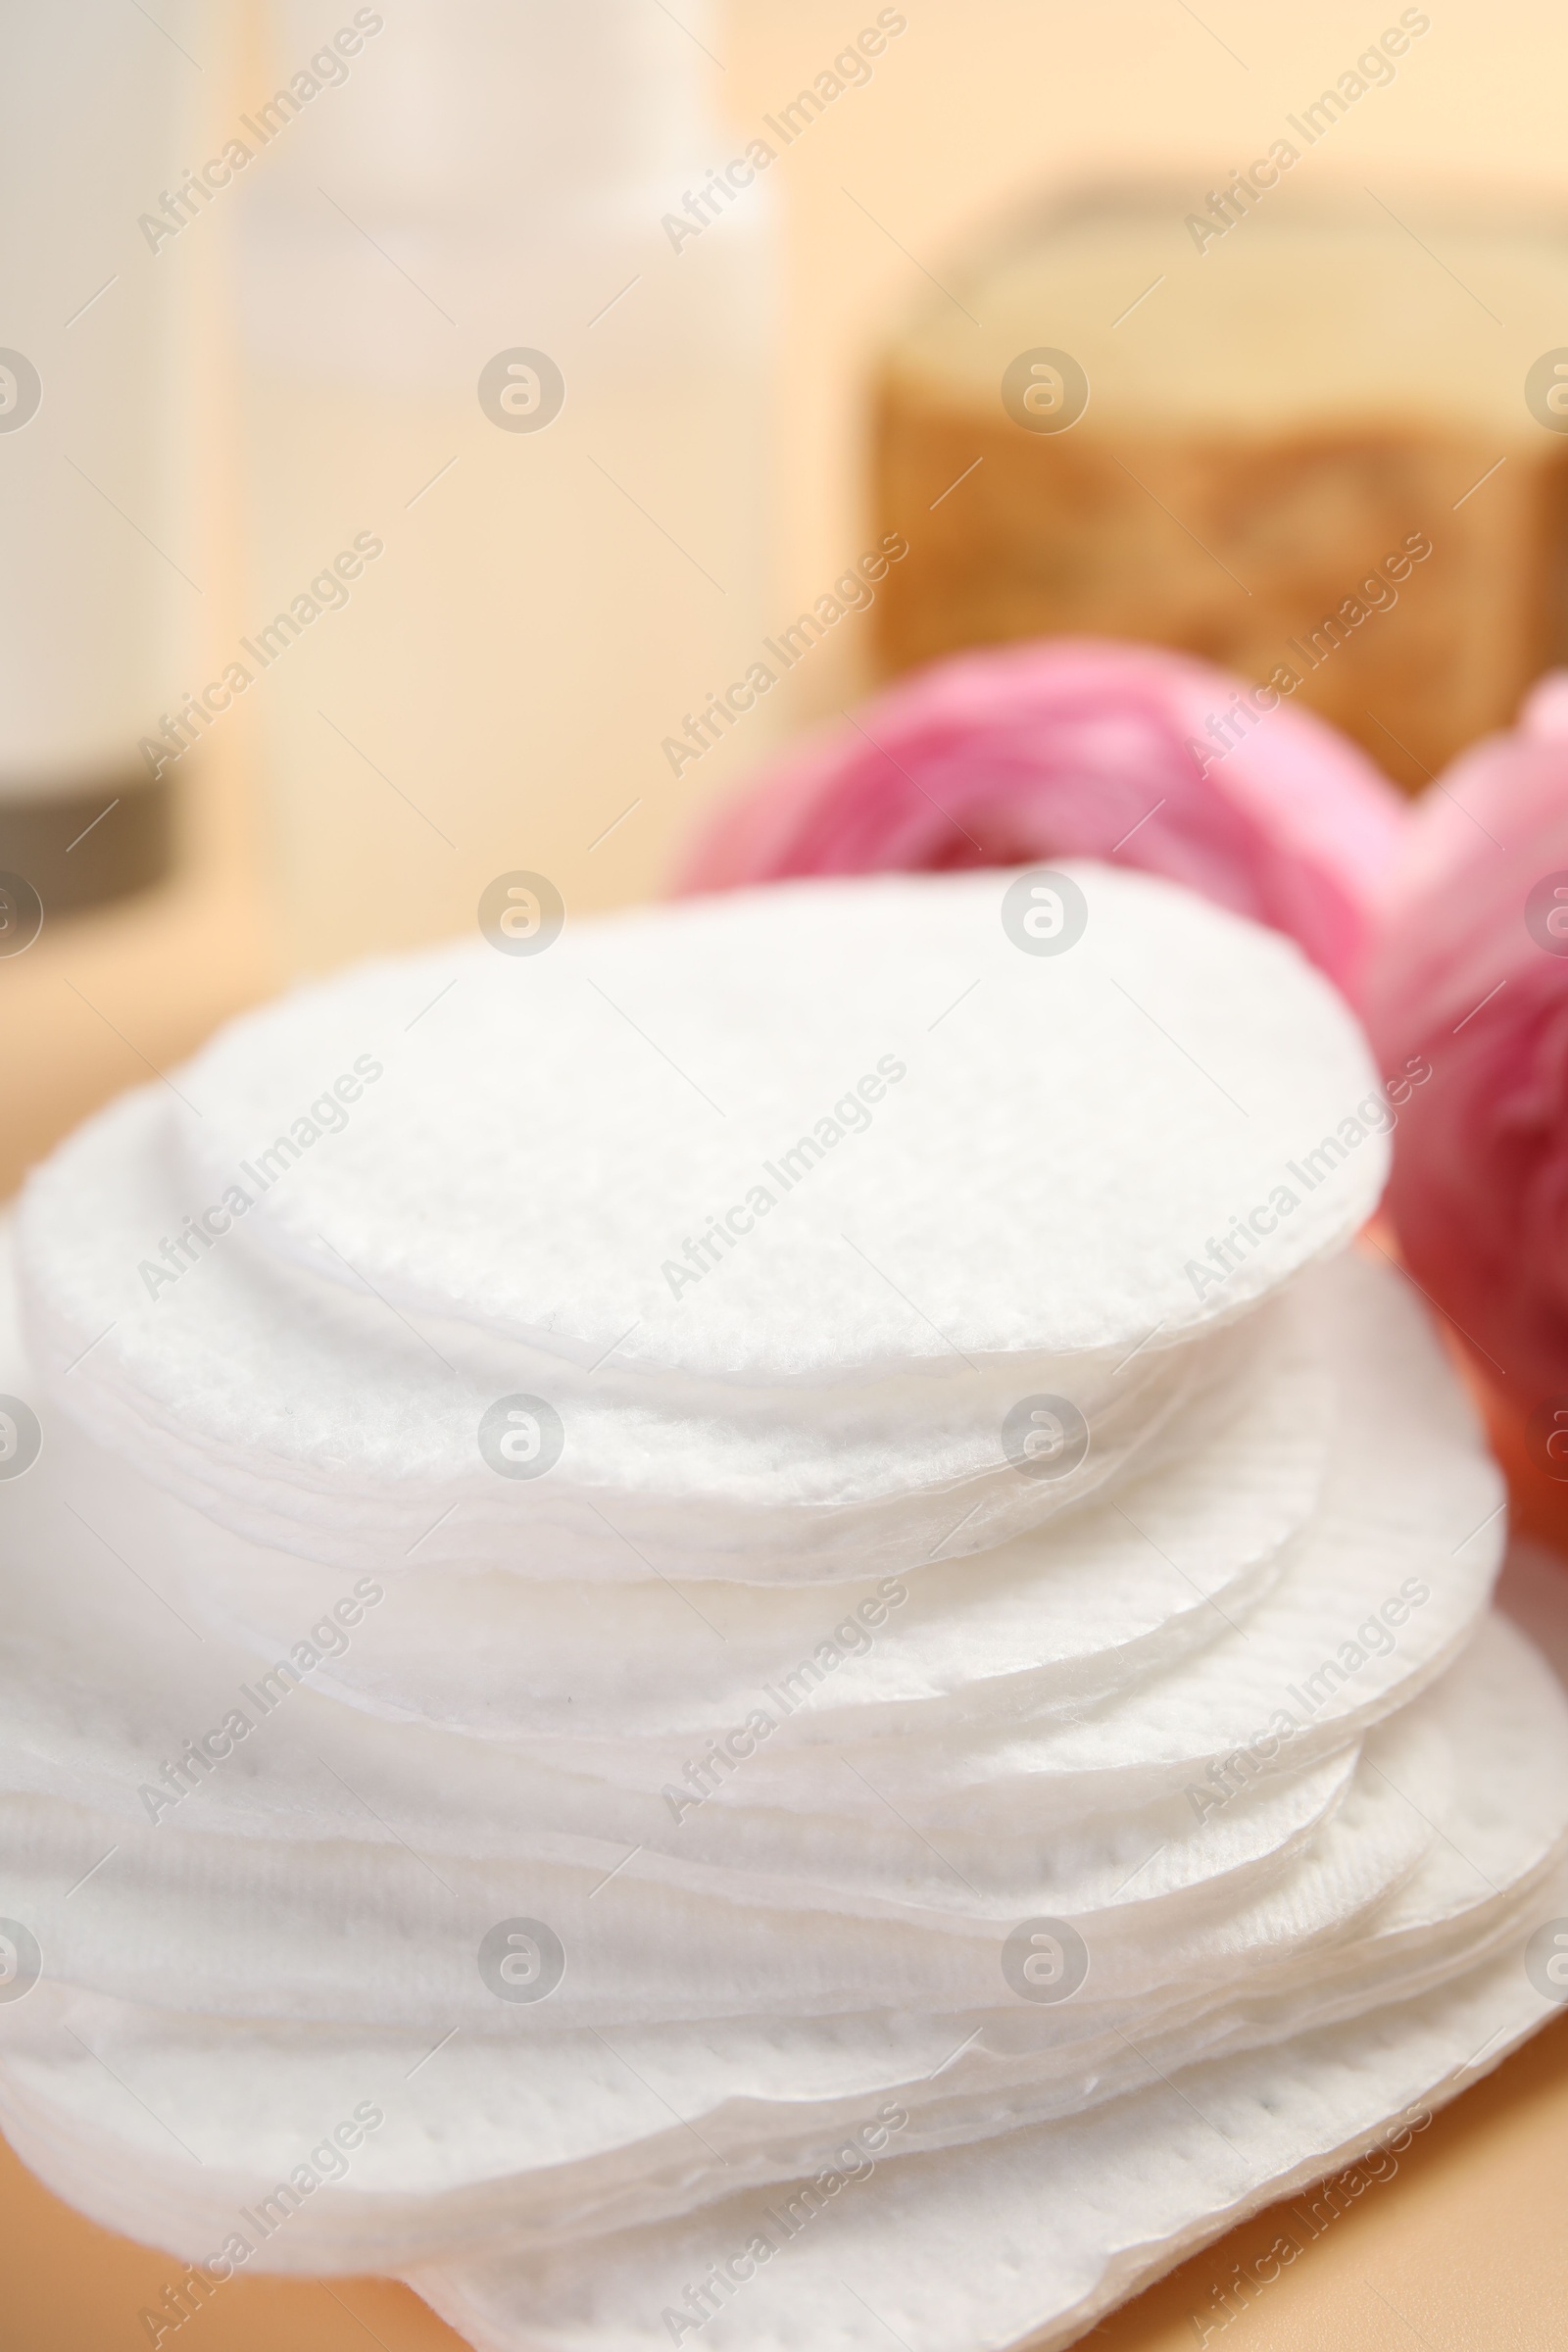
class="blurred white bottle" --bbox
[235,0,775,971]
[0,0,214,916]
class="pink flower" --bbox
[1366,673,1568,1420]
[676,638,1406,993]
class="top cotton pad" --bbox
[133,864,1385,1380]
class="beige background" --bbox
[15,0,1568,1189]
[15,0,1568,1185]
[6,3,1568,2345]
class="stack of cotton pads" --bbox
[1,864,1565,2352]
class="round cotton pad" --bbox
[54,864,1387,1380]
[154,1288,1330,1740]
[14,866,1391,1585]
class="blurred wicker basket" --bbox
[872,179,1568,789]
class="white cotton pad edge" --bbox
[9,1118,1269,1583]
[408,1920,1568,2352]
